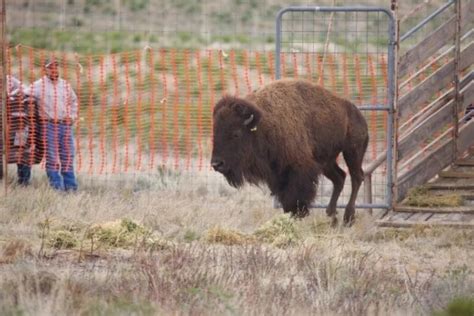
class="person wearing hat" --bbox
[27,58,78,191]
[5,74,32,185]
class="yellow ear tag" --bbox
[250,126,257,132]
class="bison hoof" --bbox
[291,209,309,219]
[326,208,337,217]
[330,216,338,228]
[343,217,355,227]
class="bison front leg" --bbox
[278,169,317,218]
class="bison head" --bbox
[211,96,262,188]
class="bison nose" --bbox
[211,159,225,172]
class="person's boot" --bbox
[62,171,78,192]
[17,164,31,186]
[47,170,64,190]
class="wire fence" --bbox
[3,0,465,206]
[6,45,390,173]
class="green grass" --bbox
[8,29,269,54]
[9,29,157,54]
[435,297,474,316]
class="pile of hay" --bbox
[48,230,78,249]
[41,218,172,251]
[206,214,301,248]
[404,187,464,207]
[254,214,300,248]
[87,218,151,248]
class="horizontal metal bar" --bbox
[277,6,394,16]
[400,0,455,42]
[358,105,391,111]
[309,203,390,209]
[273,198,389,209]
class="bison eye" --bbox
[231,130,242,139]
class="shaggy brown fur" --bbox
[211,79,368,225]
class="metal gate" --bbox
[274,6,396,210]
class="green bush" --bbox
[434,297,474,316]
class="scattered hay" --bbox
[36,218,82,250]
[404,187,464,207]
[366,225,459,243]
[367,228,413,242]
[254,214,300,248]
[0,239,34,263]
[87,218,152,248]
[48,230,78,249]
[205,226,254,246]
[307,216,333,235]
[36,218,172,251]
[145,236,175,251]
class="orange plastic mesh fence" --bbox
[5,46,391,175]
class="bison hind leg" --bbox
[323,162,346,225]
[342,143,367,226]
[278,168,317,218]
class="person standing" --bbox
[28,59,78,191]
[6,75,32,186]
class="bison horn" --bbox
[243,114,254,126]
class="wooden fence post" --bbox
[0,0,6,195]
[453,0,461,160]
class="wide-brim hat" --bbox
[44,58,59,68]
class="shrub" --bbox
[435,297,474,316]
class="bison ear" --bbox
[233,101,262,132]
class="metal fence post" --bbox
[391,0,399,206]
[363,174,373,214]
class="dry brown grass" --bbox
[0,238,34,264]
[0,173,473,315]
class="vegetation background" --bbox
[1,1,473,315]
[7,0,449,52]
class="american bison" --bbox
[211,79,368,226]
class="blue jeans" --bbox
[46,121,78,191]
